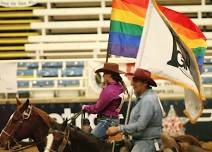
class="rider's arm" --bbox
[120,97,154,134]
[83,86,114,114]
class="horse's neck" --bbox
[32,118,49,152]
[33,107,53,127]
[70,129,111,152]
[31,107,51,152]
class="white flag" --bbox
[135,1,205,123]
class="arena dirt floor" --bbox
[0,146,38,152]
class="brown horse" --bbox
[44,119,131,152]
[0,98,55,152]
[161,133,212,152]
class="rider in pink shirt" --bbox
[82,63,127,140]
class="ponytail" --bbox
[111,73,130,98]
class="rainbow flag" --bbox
[108,0,207,71]
[108,0,149,58]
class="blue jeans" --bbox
[131,140,156,152]
[91,118,119,141]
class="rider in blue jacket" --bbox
[107,68,163,152]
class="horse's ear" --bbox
[16,97,22,106]
[19,99,30,113]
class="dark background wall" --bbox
[0,99,211,141]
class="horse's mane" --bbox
[33,106,55,127]
[69,125,108,146]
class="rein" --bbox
[58,128,70,152]
[9,136,50,152]
[9,142,36,152]
[67,110,85,124]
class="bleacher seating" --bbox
[0,0,211,101]
[14,59,89,99]
[42,62,62,68]
[17,81,29,88]
[204,57,212,64]
[0,5,42,59]
[58,80,80,87]
[26,62,39,69]
[63,67,83,77]
[22,0,212,59]
[202,77,212,84]
[66,61,84,67]
[38,68,59,77]
[17,69,34,77]
[0,1,211,60]
[33,80,54,87]
[203,65,212,73]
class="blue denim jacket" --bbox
[120,89,162,140]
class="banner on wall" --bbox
[0,63,17,93]
[0,0,37,7]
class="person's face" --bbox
[131,77,148,96]
[103,72,111,83]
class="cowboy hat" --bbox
[126,68,157,87]
[95,63,124,74]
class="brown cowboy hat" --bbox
[126,68,157,87]
[95,63,124,74]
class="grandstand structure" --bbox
[0,0,211,103]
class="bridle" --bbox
[1,129,11,138]
[1,105,52,152]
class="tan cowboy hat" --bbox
[95,63,124,74]
[126,68,157,87]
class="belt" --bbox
[133,137,160,141]
[97,115,118,119]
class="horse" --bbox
[0,98,56,152]
[46,119,212,152]
[161,133,212,152]
[44,118,131,152]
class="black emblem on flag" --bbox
[167,32,193,81]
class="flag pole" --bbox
[135,0,153,69]
[105,49,109,63]
[124,87,133,125]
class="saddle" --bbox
[107,133,133,152]
[107,133,124,143]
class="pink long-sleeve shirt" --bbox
[84,82,124,118]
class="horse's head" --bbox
[0,98,32,147]
[0,98,53,152]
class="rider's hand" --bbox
[106,126,121,136]
[81,105,86,110]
